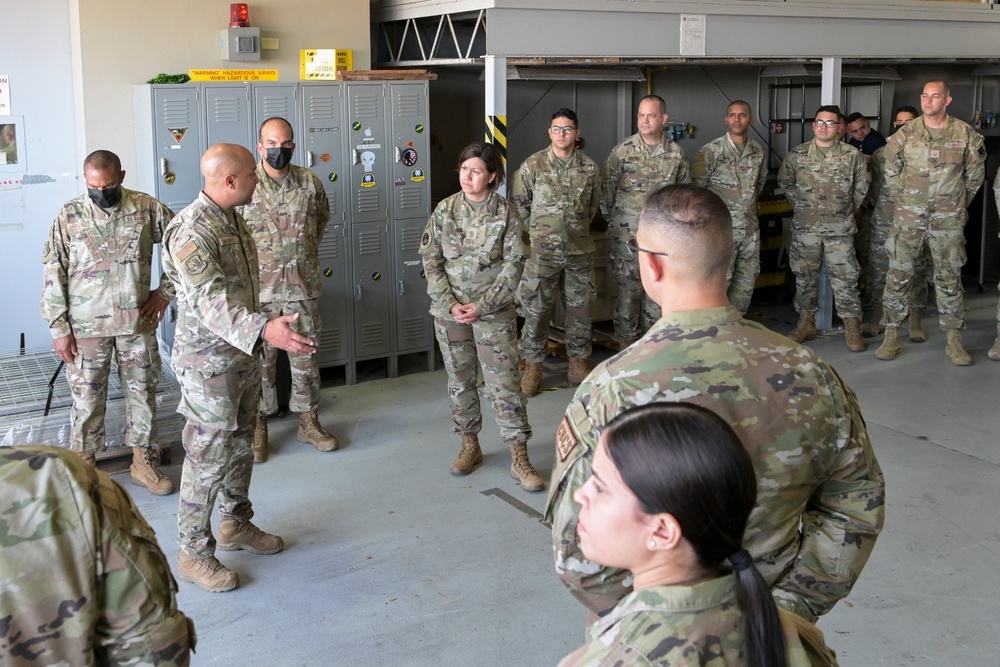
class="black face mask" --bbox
[88,186,121,209]
[265,147,294,171]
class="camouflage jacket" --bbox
[544,306,885,623]
[691,134,767,231]
[419,191,528,320]
[868,145,894,225]
[40,188,175,339]
[883,115,985,230]
[241,162,330,303]
[557,576,832,667]
[0,446,195,666]
[778,140,869,236]
[601,133,691,236]
[508,147,602,256]
[163,191,268,374]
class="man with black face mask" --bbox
[241,117,339,461]
[39,150,176,495]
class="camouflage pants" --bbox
[870,208,930,308]
[789,231,862,318]
[433,311,531,445]
[855,209,874,305]
[260,299,321,414]
[518,252,594,362]
[884,227,966,330]
[175,361,259,558]
[727,225,760,315]
[609,233,662,342]
[65,332,160,453]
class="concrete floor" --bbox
[115,287,1000,667]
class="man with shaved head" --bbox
[242,117,338,462]
[545,183,884,624]
[163,143,317,592]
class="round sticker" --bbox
[410,167,425,183]
[372,271,381,282]
[420,269,426,279]
[415,123,425,134]
[352,120,362,131]
[401,148,418,167]
[362,173,376,188]
[328,172,338,183]
[320,153,332,163]
[164,172,176,185]
[323,267,333,278]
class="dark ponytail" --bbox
[602,403,787,667]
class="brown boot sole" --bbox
[130,474,175,496]
[176,568,239,593]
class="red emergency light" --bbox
[230,3,250,27]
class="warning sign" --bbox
[189,69,278,82]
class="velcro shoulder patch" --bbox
[555,416,577,463]
[175,240,199,262]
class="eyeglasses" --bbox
[813,120,839,128]
[549,126,578,133]
[626,237,669,258]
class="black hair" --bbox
[845,112,867,125]
[728,100,753,115]
[893,105,919,121]
[84,149,122,174]
[603,403,787,667]
[456,142,505,189]
[815,104,842,118]
[639,184,733,279]
[259,117,294,142]
[551,108,579,126]
[640,94,667,115]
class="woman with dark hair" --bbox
[558,402,837,666]
[418,142,545,492]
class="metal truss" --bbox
[375,10,486,66]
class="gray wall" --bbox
[0,1,80,349]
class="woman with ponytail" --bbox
[558,402,837,667]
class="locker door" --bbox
[389,82,431,220]
[204,84,252,152]
[252,84,299,154]
[316,224,350,367]
[352,221,391,357]
[300,84,346,222]
[150,86,203,211]
[394,218,433,353]
[346,83,387,225]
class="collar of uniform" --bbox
[590,574,738,639]
[545,145,579,168]
[628,131,673,156]
[913,114,954,139]
[807,139,848,158]
[196,190,239,229]
[649,304,742,331]
[255,160,300,190]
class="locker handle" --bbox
[159,158,168,177]
[352,149,360,165]
[398,280,404,296]
[394,147,401,163]
[355,285,362,302]
[307,151,315,168]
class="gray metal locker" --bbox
[300,84,346,220]
[204,84,252,151]
[316,224,352,379]
[346,83,387,225]
[389,82,431,220]
[253,84,299,154]
[394,218,433,360]
[351,221,392,359]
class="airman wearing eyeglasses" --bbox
[241,117,340,462]
[778,105,869,352]
[509,109,603,396]
[878,80,986,366]
[601,95,691,348]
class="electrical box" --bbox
[220,27,261,62]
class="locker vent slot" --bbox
[260,95,291,119]
[211,98,243,123]
[319,235,339,258]
[328,193,339,218]
[398,186,423,210]
[402,317,425,342]
[357,230,382,254]
[308,95,337,121]
[320,328,342,352]
[400,227,423,251]
[396,94,421,116]
[353,96,380,118]
[361,322,385,344]
[357,190,381,213]
[160,99,193,124]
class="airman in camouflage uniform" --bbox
[877,81,986,366]
[163,143,316,592]
[778,106,870,351]
[39,149,176,495]
[545,184,885,622]
[991,171,1000,361]
[691,100,767,314]
[602,95,691,346]
[0,445,195,666]
[420,142,544,492]
[242,117,338,462]
[510,108,602,396]
[557,577,835,667]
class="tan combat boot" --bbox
[217,519,284,555]
[75,450,97,465]
[875,326,901,360]
[787,311,818,343]
[844,317,865,353]
[296,410,339,451]
[521,362,543,397]
[989,324,1000,361]
[177,551,239,593]
[945,329,972,366]
[508,442,545,493]
[449,433,483,475]
[908,309,926,343]
[566,357,591,386]
[862,305,883,338]
[252,414,268,463]
[130,446,175,496]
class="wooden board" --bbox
[337,69,437,81]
